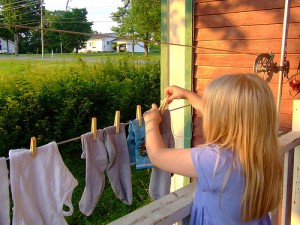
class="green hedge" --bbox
[0,58,160,156]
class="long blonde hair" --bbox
[202,74,282,221]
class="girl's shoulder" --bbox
[191,144,241,177]
[191,144,233,160]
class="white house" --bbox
[0,38,15,53]
[79,34,117,53]
[113,39,147,53]
[78,34,148,53]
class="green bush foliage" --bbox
[0,58,160,155]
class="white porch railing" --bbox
[277,131,300,225]
[109,181,195,225]
[108,131,300,225]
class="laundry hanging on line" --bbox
[1,104,190,223]
[9,142,78,225]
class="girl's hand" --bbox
[144,104,197,179]
[164,85,203,113]
[164,85,188,104]
[143,103,162,126]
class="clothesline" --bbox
[57,104,191,145]
[4,104,192,160]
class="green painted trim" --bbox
[160,0,169,100]
[160,0,193,187]
[184,0,193,149]
[160,0,193,151]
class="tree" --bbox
[0,0,42,55]
[50,8,93,53]
[3,7,93,54]
[111,1,136,55]
[111,0,161,56]
[19,29,41,54]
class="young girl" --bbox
[144,74,282,225]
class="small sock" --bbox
[149,109,175,200]
[127,119,152,170]
[104,124,132,205]
[127,121,136,166]
[79,130,108,216]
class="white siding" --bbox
[0,38,15,53]
[79,37,116,53]
[126,41,147,53]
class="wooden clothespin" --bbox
[158,96,169,114]
[91,117,97,140]
[114,111,120,133]
[136,105,142,126]
[30,137,37,158]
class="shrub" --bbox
[0,58,160,155]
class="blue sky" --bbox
[44,0,123,33]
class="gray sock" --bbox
[104,124,132,205]
[79,130,108,216]
[149,109,175,200]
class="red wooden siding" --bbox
[193,0,300,146]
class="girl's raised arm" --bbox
[144,104,197,178]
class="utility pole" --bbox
[60,40,63,54]
[40,0,44,58]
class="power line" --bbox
[0,0,39,7]
[4,9,40,18]
[40,0,44,58]
[16,16,90,24]
[0,2,39,11]
[10,18,112,25]
[1,8,111,25]
[43,20,105,24]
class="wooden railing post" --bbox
[280,148,294,225]
[291,99,300,225]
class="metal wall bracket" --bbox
[253,52,290,82]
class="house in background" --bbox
[113,38,147,53]
[78,34,117,53]
[0,38,15,53]
[78,34,148,53]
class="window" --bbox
[107,41,109,45]
[92,42,96,48]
